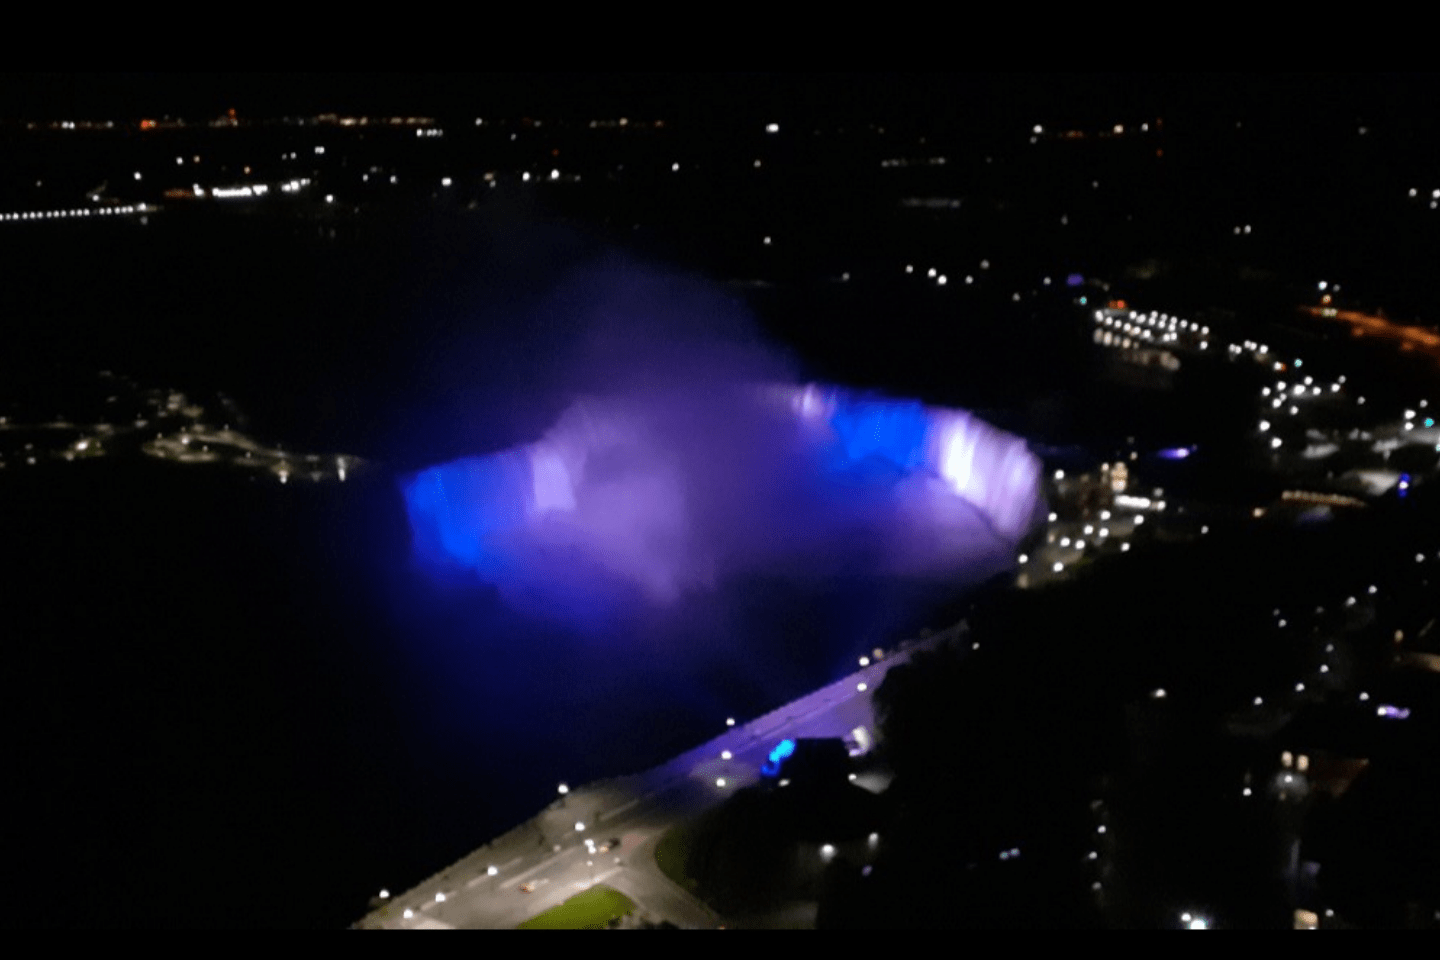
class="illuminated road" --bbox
[1301,305,1440,366]
[354,626,960,929]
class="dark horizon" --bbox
[7,73,1439,129]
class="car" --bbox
[519,882,537,894]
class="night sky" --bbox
[7,72,1435,127]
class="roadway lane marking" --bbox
[601,797,640,820]
[502,851,573,889]
[573,867,622,890]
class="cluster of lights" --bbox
[0,203,147,223]
[1092,308,1209,352]
[903,260,986,286]
[879,155,948,169]
[1015,474,1157,589]
[0,376,358,485]
[1405,186,1440,210]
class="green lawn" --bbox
[517,884,637,930]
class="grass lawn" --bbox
[517,884,637,930]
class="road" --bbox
[354,625,961,929]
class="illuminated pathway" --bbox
[1300,304,1440,367]
[0,202,150,224]
[354,625,965,929]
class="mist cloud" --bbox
[398,258,1045,628]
